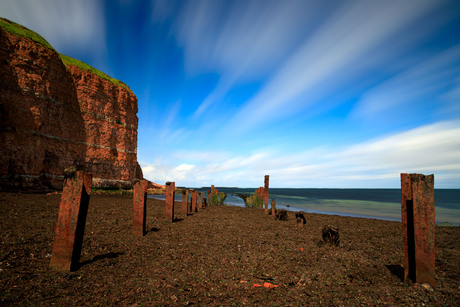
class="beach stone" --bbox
[275,210,288,221]
[50,170,92,271]
[322,225,339,246]
[132,180,148,236]
[165,182,175,222]
[264,175,269,213]
[401,173,435,287]
[296,212,306,227]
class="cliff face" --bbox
[67,65,139,188]
[0,19,140,191]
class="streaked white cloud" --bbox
[0,0,106,56]
[141,120,460,188]
[226,0,446,133]
[352,45,460,122]
[175,0,323,116]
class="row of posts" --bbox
[49,173,216,271]
[48,171,436,288]
[135,181,213,232]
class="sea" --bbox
[149,188,460,226]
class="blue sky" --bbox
[2,0,460,188]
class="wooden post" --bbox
[198,192,203,209]
[264,175,269,213]
[133,180,148,236]
[165,182,175,222]
[50,170,92,271]
[401,173,435,287]
[191,190,197,212]
[182,190,189,216]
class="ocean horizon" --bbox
[149,188,460,226]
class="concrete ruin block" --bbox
[401,173,436,287]
[198,192,203,209]
[191,190,197,212]
[182,190,189,216]
[133,180,148,236]
[271,199,276,216]
[322,225,339,246]
[264,175,269,213]
[296,212,306,227]
[50,170,92,271]
[165,181,175,222]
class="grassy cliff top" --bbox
[60,54,131,91]
[0,17,54,49]
[1,17,131,92]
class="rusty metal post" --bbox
[401,173,435,287]
[133,180,148,236]
[165,181,175,222]
[198,192,203,209]
[182,190,189,216]
[191,190,197,212]
[50,170,92,271]
[207,190,211,207]
[264,175,269,213]
[271,199,276,216]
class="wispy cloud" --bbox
[175,0,322,117]
[0,0,106,56]
[351,45,460,123]
[226,0,446,133]
[141,120,460,188]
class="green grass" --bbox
[1,17,131,92]
[436,222,454,227]
[60,54,131,91]
[0,17,54,49]
[91,187,133,195]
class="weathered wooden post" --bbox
[271,199,276,216]
[165,181,175,222]
[401,173,435,287]
[198,192,203,209]
[50,170,92,271]
[210,185,218,206]
[182,190,189,216]
[191,190,197,212]
[133,180,148,236]
[207,190,211,206]
[264,175,269,213]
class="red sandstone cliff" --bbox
[66,64,139,188]
[0,19,140,191]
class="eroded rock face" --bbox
[0,26,139,191]
[67,65,139,188]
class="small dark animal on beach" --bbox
[295,212,306,227]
